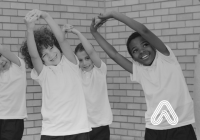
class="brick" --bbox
[169,7,185,14]
[113,78,127,83]
[24,121,34,128]
[186,49,198,55]
[126,11,139,18]
[3,24,18,30]
[161,1,176,8]
[115,129,127,135]
[125,0,139,5]
[108,84,120,90]
[186,20,200,27]
[134,124,145,130]
[185,6,200,13]
[25,3,39,9]
[154,22,169,29]
[27,114,42,121]
[11,17,24,23]
[186,35,199,41]
[177,0,192,6]
[147,16,161,23]
[173,50,186,56]
[47,0,60,4]
[140,10,153,17]
[18,0,32,2]
[110,122,120,128]
[119,6,132,13]
[113,90,127,96]
[35,120,42,127]
[146,3,160,10]
[27,127,41,134]
[3,38,18,44]
[112,0,124,7]
[121,123,134,129]
[0,31,10,37]
[3,9,17,16]
[92,7,104,14]
[33,0,46,3]
[0,2,10,8]
[178,56,194,62]
[27,86,42,93]
[162,29,176,35]
[127,103,141,109]
[61,0,73,5]
[61,13,73,19]
[80,7,92,13]
[120,97,134,103]
[177,14,192,21]
[177,42,193,49]
[170,35,185,42]
[0,16,10,22]
[170,21,185,28]
[127,90,141,97]
[27,100,42,107]
[11,2,25,9]
[109,96,120,102]
[132,4,145,11]
[154,9,169,16]
[177,27,193,35]
[22,135,34,140]
[40,4,53,11]
[87,1,98,7]
[114,103,127,109]
[139,0,153,4]
[128,130,142,137]
[162,15,176,22]
[11,31,25,37]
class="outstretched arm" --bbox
[90,18,132,73]
[0,44,20,66]
[38,10,77,64]
[98,11,169,56]
[69,26,101,68]
[24,12,43,74]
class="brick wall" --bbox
[0,0,199,140]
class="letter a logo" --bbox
[151,100,178,125]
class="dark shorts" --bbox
[41,132,90,140]
[0,119,24,140]
[145,124,197,140]
[89,125,110,140]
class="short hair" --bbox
[20,26,62,69]
[75,43,85,54]
[126,32,141,58]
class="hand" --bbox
[90,17,106,34]
[24,9,41,22]
[62,24,74,33]
[98,11,114,20]
[24,17,36,31]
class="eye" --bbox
[143,43,148,48]
[132,49,138,54]
[79,59,82,62]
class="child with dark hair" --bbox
[90,11,197,140]
[20,10,91,140]
[0,44,27,140]
[64,24,113,140]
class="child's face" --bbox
[76,50,94,72]
[128,36,156,66]
[0,54,11,72]
[41,45,62,66]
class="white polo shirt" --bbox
[81,61,113,128]
[0,57,27,119]
[31,55,91,136]
[130,46,195,130]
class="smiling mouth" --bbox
[142,54,149,60]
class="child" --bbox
[20,9,91,140]
[90,11,197,140]
[0,44,27,140]
[64,24,113,140]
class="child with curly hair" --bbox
[0,44,27,140]
[63,24,113,140]
[91,11,197,140]
[20,9,91,140]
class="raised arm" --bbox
[38,10,77,64]
[69,26,101,68]
[24,14,43,74]
[98,11,169,56]
[90,18,132,73]
[0,44,21,66]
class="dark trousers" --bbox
[89,125,110,140]
[41,132,90,140]
[0,119,24,140]
[145,124,197,140]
